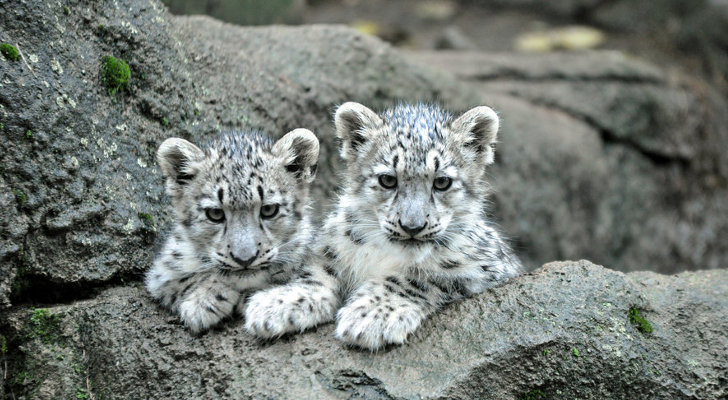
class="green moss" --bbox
[572,347,580,357]
[28,308,62,344]
[13,189,27,204]
[11,370,37,387]
[63,6,70,15]
[629,307,653,334]
[25,129,32,139]
[138,212,154,226]
[77,388,89,399]
[101,55,130,95]
[1,43,21,61]
[0,334,7,354]
[0,123,4,130]
[542,349,550,356]
[161,117,170,127]
[521,389,546,400]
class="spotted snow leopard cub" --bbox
[245,102,523,350]
[146,128,319,334]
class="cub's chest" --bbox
[330,234,448,283]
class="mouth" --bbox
[388,236,431,247]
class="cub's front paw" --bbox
[244,285,337,339]
[335,300,424,351]
[178,291,238,334]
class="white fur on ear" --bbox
[272,128,320,183]
[156,138,205,184]
[334,102,383,160]
[450,106,499,165]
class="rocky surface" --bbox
[2,260,726,399]
[1,1,728,397]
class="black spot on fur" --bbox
[346,229,365,245]
[286,164,302,177]
[257,185,264,202]
[323,246,337,260]
[323,264,337,277]
[217,188,224,203]
[407,279,429,292]
[442,260,461,269]
[404,287,427,301]
[385,276,401,286]
[176,173,194,185]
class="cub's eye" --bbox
[433,177,452,191]
[205,208,225,223]
[260,204,279,219]
[378,174,397,189]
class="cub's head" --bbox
[157,129,319,272]
[335,102,498,247]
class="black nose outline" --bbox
[399,219,426,237]
[230,251,258,268]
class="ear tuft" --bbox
[156,138,205,185]
[272,128,320,183]
[450,106,500,165]
[334,102,383,160]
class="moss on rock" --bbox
[101,55,130,95]
[629,307,653,334]
[1,43,21,61]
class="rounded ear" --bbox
[449,106,500,165]
[271,128,320,183]
[156,138,205,185]
[334,102,383,160]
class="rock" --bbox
[2,0,727,307]
[435,26,479,50]
[406,51,728,274]
[2,260,726,398]
[0,0,476,307]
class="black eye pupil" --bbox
[434,177,452,191]
[378,175,397,189]
[205,208,225,223]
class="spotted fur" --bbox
[146,129,319,334]
[245,103,523,350]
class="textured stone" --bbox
[2,261,726,399]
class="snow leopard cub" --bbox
[245,102,523,350]
[146,128,319,334]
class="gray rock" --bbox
[2,260,726,399]
[407,51,728,274]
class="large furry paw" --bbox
[334,296,425,351]
[178,288,239,334]
[244,285,338,339]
